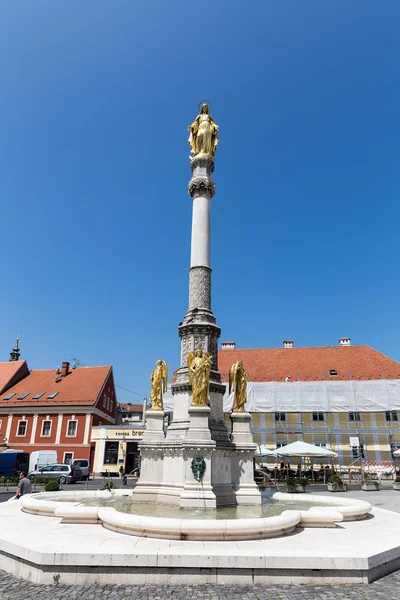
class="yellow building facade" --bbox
[235,410,400,466]
[219,341,400,467]
[91,425,145,476]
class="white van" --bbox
[29,450,58,474]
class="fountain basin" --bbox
[16,489,371,540]
[1,494,398,586]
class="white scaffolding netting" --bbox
[163,379,400,413]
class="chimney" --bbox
[61,361,70,377]
[339,338,351,347]
[283,340,293,348]
[221,341,236,350]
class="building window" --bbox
[329,369,337,376]
[385,411,398,422]
[18,393,29,400]
[41,420,52,437]
[312,412,324,422]
[33,392,44,399]
[276,441,286,449]
[349,412,361,422]
[63,452,73,464]
[3,393,15,400]
[104,442,118,465]
[67,420,77,437]
[314,441,327,448]
[103,395,106,408]
[17,421,27,436]
[352,443,365,459]
[275,413,286,422]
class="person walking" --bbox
[13,472,32,499]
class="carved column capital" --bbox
[188,176,216,198]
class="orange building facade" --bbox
[0,359,117,467]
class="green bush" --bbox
[395,477,400,483]
[101,479,115,490]
[298,477,310,488]
[29,476,48,485]
[44,479,60,492]
[0,476,19,486]
[330,473,343,485]
[285,477,298,489]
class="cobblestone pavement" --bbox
[1,569,400,600]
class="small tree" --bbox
[285,477,298,491]
[298,477,310,489]
[44,479,60,492]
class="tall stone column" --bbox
[167,154,228,444]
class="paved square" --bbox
[1,568,400,599]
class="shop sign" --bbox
[115,430,144,437]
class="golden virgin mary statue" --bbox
[188,103,219,159]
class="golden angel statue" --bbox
[149,359,168,411]
[229,360,247,413]
[188,348,213,406]
[188,103,219,159]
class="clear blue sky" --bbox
[1,1,399,402]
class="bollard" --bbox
[6,478,9,492]
[85,478,88,490]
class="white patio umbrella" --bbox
[255,445,275,457]
[393,449,400,458]
[273,440,338,458]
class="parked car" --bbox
[72,459,90,480]
[29,463,83,484]
[29,450,58,473]
[0,451,30,478]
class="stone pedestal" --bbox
[179,405,217,508]
[130,410,165,503]
[230,412,261,505]
[142,409,165,443]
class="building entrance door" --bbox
[125,442,139,475]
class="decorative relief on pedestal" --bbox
[189,267,211,310]
[209,337,218,369]
[188,176,216,198]
[179,321,221,370]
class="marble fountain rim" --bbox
[15,489,372,541]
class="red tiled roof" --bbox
[118,403,144,412]
[0,361,28,394]
[218,346,400,382]
[0,365,112,408]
